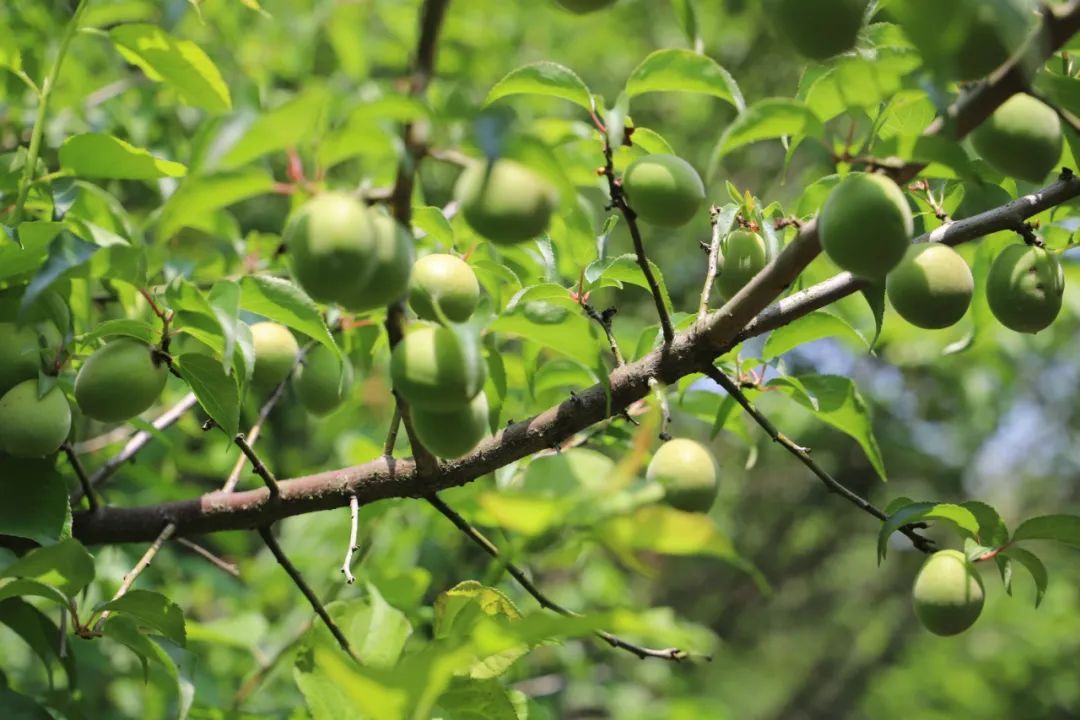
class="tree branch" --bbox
[698,206,725,321]
[340,494,360,584]
[65,8,1080,547]
[61,442,97,513]
[702,366,934,553]
[426,494,694,661]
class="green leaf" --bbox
[95,589,187,646]
[437,677,523,720]
[435,581,522,641]
[601,506,737,559]
[239,275,337,356]
[484,62,593,111]
[221,85,332,168]
[0,223,64,282]
[714,99,823,158]
[768,374,887,481]
[1000,546,1049,608]
[629,127,676,155]
[109,24,231,112]
[762,310,866,360]
[1012,515,1080,548]
[0,538,95,598]
[625,49,744,111]
[0,578,71,607]
[877,502,979,562]
[176,353,240,436]
[490,294,605,369]
[208,280,241,377]
[77,318,158,346]
[586,253,674,317]
[58,133,187,180]
[961,501,1009,547]
[0,598,77,688]
[413,206,455,248]
[860,282,887,347]
[157,169,275,240]
[669,0,702,52]
[0,455,70,544]
[0,684,52,719]
[19,231,99,315]
[103,614,178,684]
[334,586,413,670]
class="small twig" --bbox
[648,377,672,442]
[221,359,296,493]
[61,442,97,513]
[599,139,674,344]
[173,537,240,578]
[582,303,624,365]
[340,495,360,584]
[94,523,176,631]
[383,405,403,457]
[234,434,281,500]
[703,365,934,554]
[699,207,726,321]
[908,179,949,223]
[426,494,695,662]
[72,392,198,503]
[257,526,358,662]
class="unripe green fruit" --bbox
[74,339,168,422]
[646,438,718,513]
[411,392,489,458]
[251,322,299,389]
[409,254,480,323]
[456,160,557,244]
[912,549,984,636]
[774,0,867,60]
[971,94,1062,184]
[986,243,1064,333]
[717,230,770,301]
[896,0,1034,81]
[295,344,353,416]
[820,173,913,280]
[339,214,415,312]
[886,244,974,329]
[0,380,71,458]
[622,154,706,228]
[0,323,43,396]
[286,192,378,307]
[390,325,486,411]
[554,0,617,12]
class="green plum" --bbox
[74,339,169,422]
[409,253,480,323]
[622,154,706,228]
[295,344,354,416]
[886,244,974,329]
[774,0,867,60]
[820,173,913,280]
[986,243,1064,333]
[456,160,557,244]
[0,380,71,458]
[390,325,486,411]
[912,549,985,636]
[971,94,1062,184]
[250,322,300,389]
[646,438,718,513]
[717,230,770,301]
[410,391,489,458]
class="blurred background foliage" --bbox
[1,0,1080,718]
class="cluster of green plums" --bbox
[0,299,171,459]
[815,168,1065,334]
[773,0,1036,77]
